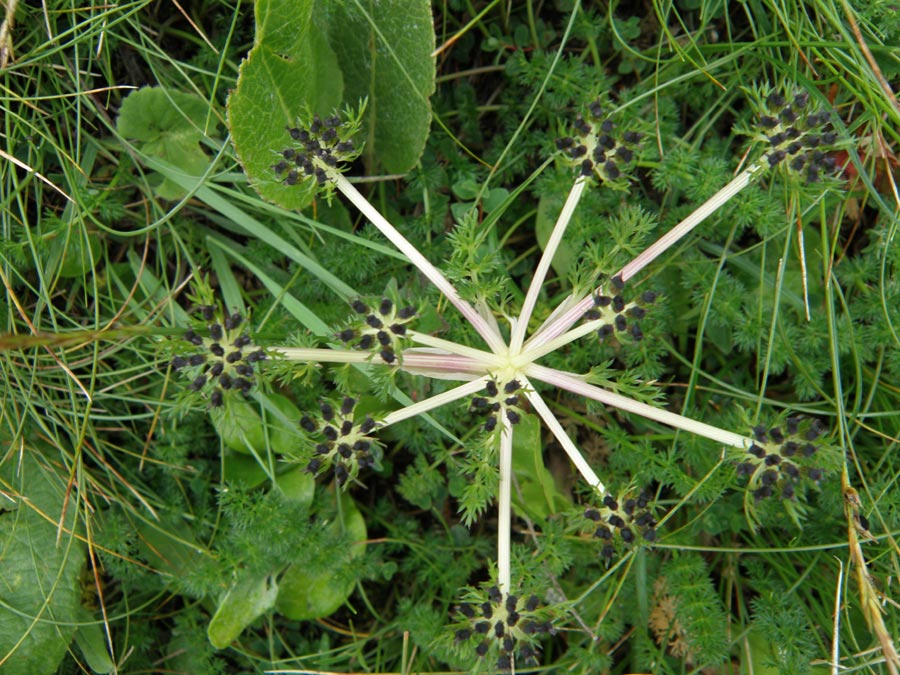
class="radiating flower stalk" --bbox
[171,89,842,668]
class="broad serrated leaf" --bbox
[0,450,85,673]
[207,575,278,649]
[227,0,343,210]
[325,0,435,173]
[116,87,212,200]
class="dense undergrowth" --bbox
[1,0,899,673]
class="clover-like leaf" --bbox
[116,86,212,199]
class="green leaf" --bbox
[207,575,278,649]
[73,622,115,674]
[210,392,300,456]
[227,0,343,210]
[511,413,571,522]
[275,466,316,509]
[116,87,212,200]
[276,492,366,620]
[325,0,435,173]
[0,450,85,674]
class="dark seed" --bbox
[246,349,266,363]
[595,526,612,539]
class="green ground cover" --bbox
[1,0,899,673]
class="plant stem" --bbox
[524,164,764,353]
[274,347,373,364]
[509,177,587,355]
[498,413,513,595]
[331,172,508,355]
[526,363,752,449]
[379,377,490,428]
[522,380,606,494]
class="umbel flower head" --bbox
[733,415,838,526]
[170,299,267,408]
[300,396,380,486]
[450,583,555,669]
[210,86,843,665]
[264,87,831,596]
[583,486,659,560]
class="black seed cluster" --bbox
[758,90,838,183]
[337,298,417,364]
[454,586,551,668]
[273,113,357,187]
[584,275,657,343]
[736,416,828,501]
[171,306,267,407]
[556,98,642,182]
[584,489,658,559]
[471,378,524,431]
[300,396,379,487]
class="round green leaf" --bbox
[276,493,367,621]
[116,87,212,200]
[208,575,278,649]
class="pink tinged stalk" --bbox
[509,177,588,354]
[524,164,765,354]
[330,172,507,355]
[497,414,514,595]
[520,378,606,495]
[525,363,753,449]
